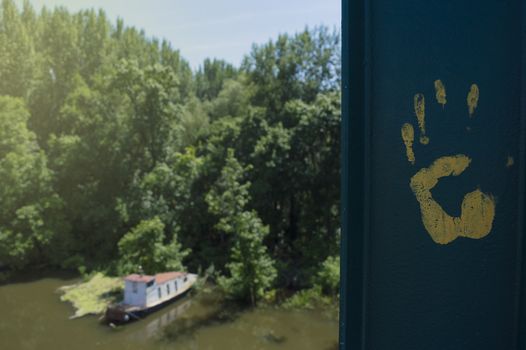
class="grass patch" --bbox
[58,272,123,318]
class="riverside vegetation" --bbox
[0,0,341,309]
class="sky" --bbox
[23,0,341,70]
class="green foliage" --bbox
[0,96,61,269]
[206,149,252,234]
[58,272,123,318]
[207,150,276,304]
[281,256,339,310]
[195,58,237,101]
[118,217,189,275]
[0,0,35,98]
[207,78,250,121]
[217,210,277,305]
[179,96,209,147]
[315,255,340,295]
[112,59,181,168]
[281,286,330,310]
[0,1,341,305]
[242,26,340,114]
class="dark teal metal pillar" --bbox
[340,0,526,349]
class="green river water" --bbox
[0,275,338,350]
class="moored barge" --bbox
[105,271,197,323]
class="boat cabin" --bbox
[123,271,189,307]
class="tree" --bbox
[0,0,341,302]
[242,26,340,116]
[179,96,209,147]
[195,58,237,101]
[118,217,189,275]
[207,78,251,121]
[117,147,204,239]
[45,75,128,261]
[0,96,62,269]
[243,92,341,285]
[0,0,35,98]
[111,59,181,171]
[29,5,82,145]
[206,149,251,233]
[315,255,340,295]
[206,149,276,304]
[218,210,277,305]
[75,9,111,82]
[285,92,341,267]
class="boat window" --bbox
[184,276,188,282]
[175,281,177,291]
[167,284,170,294]
[158,287,161,299]
[132,282,138,293]
[146,280,154,287]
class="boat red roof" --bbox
[124,271,186,284]
[155,271,186,284]
[124,274,154,283]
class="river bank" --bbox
[52,270,338,320]
[0,273,338,350]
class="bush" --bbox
[281,286,330,310]
[315,255,340,295]
[118,217,190,275]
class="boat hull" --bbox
[105,275,196,324]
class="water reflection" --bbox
[158,289,338,350]
[162,291,245,341]
[0,276,338,350]
[126,298,193,340]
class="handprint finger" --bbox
[401,123,416,164]
[434,79,447,107]
[414,93,429,144]
[467,84,479,116]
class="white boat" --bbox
[105,271,197,323]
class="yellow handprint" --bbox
[401,81,496,245]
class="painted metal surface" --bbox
[340,0,526,349]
